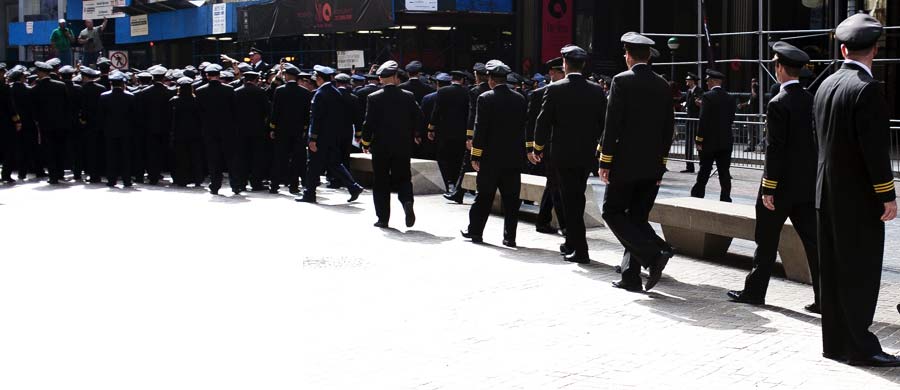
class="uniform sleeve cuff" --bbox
[874,181,896,202]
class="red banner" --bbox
[541,0,573,62]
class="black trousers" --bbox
[84,129,105,182]
[557,166,591,253]
[603,178,667,271]
[684,132,695,171]
[204,136,229,190]
[742,197,820,303]
[818,195,886,359]
[174,136,205,186]
[450,148,474,194]
[131,129,146,181]
[437,138,465,189]
[537,158,566,229]
[67,127,85,178]
[304,146,358,198]
[467,165,521,240]
[145,132,167,183]
[617,183,667,283]
[232,135,268,189]
[271,135,306,189]
[372,149,413,223]
[43,128,67,181]
[105,136,132,184]
[691,149,732,202]
[1,129,15,179]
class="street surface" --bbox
[0,166,898,389]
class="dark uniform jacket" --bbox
[525,85,548,153]
[0,83,17,133]
[31,77,71,132]
[97,88,137,138]
[170,95,202,139]
[685,85,703,118]
[360,84,423,156]
[10,83,35,132]
[599,64,674,181]
[195,80,236,139]
[137,82,174,135]
[398,78,435,104]
[339,87,363,139]
[421,91,437,131]
[429,83,469,141]
[814,62,896,207]
[760,82,817,202]
[61,80,83,130]
[81,82,107,132]
[234,82,270,138]
[695,86,736,152]
[471,84,527,169]
[467,82,491,138]
[534,73,607,168]
[309,82,353,147]
[269,81,312,138]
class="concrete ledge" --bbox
[461,172,603,228]
[349,153,445,195]
[649,197,812,284]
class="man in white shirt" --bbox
[78,18,108,66]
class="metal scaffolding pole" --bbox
[697,0,702,88]
[757,0,764,118]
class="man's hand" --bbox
[308,141,318,153]
[881,200,897,222]
[269,131,275,140]
[599,168,610,184]
[466,140,473,151]
[427,131,435,141]
[471,160,480,172]
[762,195,775,211]
[414,137,422,145]
[362,146,370,154]
[527,152,539,165]
[15,123,21,132]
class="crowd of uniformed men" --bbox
[0,13,898,366]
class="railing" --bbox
[670,115,900,180]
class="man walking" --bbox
[727,41,820,312]
[527,57,566,235]
[690,70,736,202]
[429,70,469,190]
[360,60,424,228]
[814,14,899,367]
[682,72,702,173]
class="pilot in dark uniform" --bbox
[690,69,736,202]
[814,14,899,367]
[398,60,434,104]
[57,65,84,181]
[97,71,137,187]
[527,57,566,235]
[30,61,70,184]
[460,60,527,247]
[444,63,491,203]
[334,73,363,183]
[682,72,703,173]
[10,66,41,180]
[360,60,424,228]
[170,77,204,187]
[428,70,470,190]
[728,41,820,313]
[136,66,173,185]
[194,64,237,195]
[533,45,607,263]
[597,33,675,291]
[298,65,364,203]
[0,64,16,183]
[268,63,312,194]
[233,70,270,192]
[79,66,107,184]
[248,47,271,75]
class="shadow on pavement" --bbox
[381,227,454,245]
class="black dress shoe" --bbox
[848,352,900,367]
[288,186,300,195]
[48,178,59,185]
[268,187,279,194]
[402,201,415,227]
[727,290,765,305]
[612,280,643,292]
[564,251,590,264]
[502,239,516,248]
[460,230,482,243]
[645,249,674,291]
[535,224,557,234]
[348,185,363,202]
[559,244,573,256]
[443,192,464,204]
[2,177,15,184]
[805,302,821,314]
[107,181,116,187]
[373,220,388,228]
[210,187,219,195]
[296,196,316,204]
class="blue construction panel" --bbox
[8,20,61,46]
[114,2,238,44]
[454,0,513,12]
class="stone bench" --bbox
[460,172,603,228]
[648,197,812,284]
[349,153,445,195]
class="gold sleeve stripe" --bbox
[427,124,435,131]
[874,181,895,189]
[600,154,613,163]
[526,141,534,147]
[762,178,778,189]
[695,136,704,142]
[874,182,895,193]
[662,158,669,164]
[762,179,778,185]
[596,144,603,152]
[355,131,362,136]
[269,123,276,129]
[12,115,20,122]
[360,139,371,146]
[533,144,545,152]
[466,129,474,136]
[471,148,483,157]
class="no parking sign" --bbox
[109,50,129,70]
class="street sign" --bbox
[109,50,129,69]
